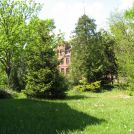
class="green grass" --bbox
[0,90,134,134]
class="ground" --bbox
[0,90,134,134]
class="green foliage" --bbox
[0,67,7,86]
[74,78,101,92]
[129,91,134,96]
[9,57,26,91]
[0,89,11,98]
[25,68,67,99]
[109,11,134,90]
[0,0,41,89]
[0,88,21,99]
[125,5,134,19]
[70,15,97,83]
[70,14,117,85]
[86,81,101,92]
[25,19,68,99]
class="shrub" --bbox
[73,85,86,92]
[129,91,133,96]
[74,79,101,92]
[0,89,12,99]
[86,81,101,92]
[0,87,26,99]
[25,68,68,99]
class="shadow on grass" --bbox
[0,99,105,134]
[102,84,114,91]
[66,95,96,100]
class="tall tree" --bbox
[109,11,134,89]
[71,14,97,83]
[0,0,40,87]
[99,30,117,84]
[71,14,117,84]
[25,18,67,99]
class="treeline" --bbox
[0,0,134,99]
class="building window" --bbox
[58,50,60,57]
[65,50,69,54]
[61,68,64,73]
[66,57,70,64]
[60,50,64,56]
[66,68,69,74]
[61,59,64,64]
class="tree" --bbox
[0,0,40,88]
[70,14,97,83]
[70,14,117,84]
[98,30,117,84]
[25,18,67,99]
[125,5,134,19]
[109,11,134,89]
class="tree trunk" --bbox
[6,66,11,87]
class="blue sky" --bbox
[36,0,134,40]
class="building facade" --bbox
[57,43,71,75]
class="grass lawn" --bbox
[0,90,134,134]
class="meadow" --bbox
[0,90,134,134]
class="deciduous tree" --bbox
[0,0,40,87]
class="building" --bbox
[57,42,71,75]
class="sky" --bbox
[36,0,134,40]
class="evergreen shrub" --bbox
[74,78,101,92]
[25,69,68,99]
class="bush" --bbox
[74,79,101,92]
[129,91,134,96]
[0,89,12,99]
[86,81,101,92]
[0,88,25,99]
[25,69,68,99]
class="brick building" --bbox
[57,42,71,75]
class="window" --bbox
[61,59,64,64]
[61,68,64,73]
[66,68,69,74]
[65,50,69,54]
[66,57,70,64]
[60,50,64,56]
[58,50,60,56]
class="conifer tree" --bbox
[25,18,67,98]
[71,14,117,84]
